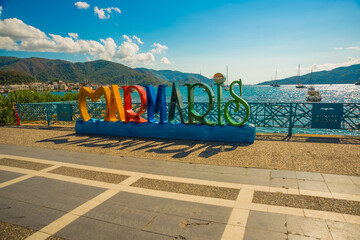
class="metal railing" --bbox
[17,101,360,135]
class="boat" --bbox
[355,82,360,85]
[306,90,322,102]
[308,68,315,91]
[272,69,280,87]
[295,64,306,88]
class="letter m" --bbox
[145,85,167,123]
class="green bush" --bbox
[0,90,79,125]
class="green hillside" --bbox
[0,70,37,85]
[0,56,168,86]
[258,64,360,85]
[136,68,213,85]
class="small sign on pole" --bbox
[311,103,343,129]
[57,104,73,121]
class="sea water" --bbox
[52,84,360,103]
[53,84,360,136]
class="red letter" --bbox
[122,85,147,123]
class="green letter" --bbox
[185,83,215,125]
[168,82,188,124]
[224,79,250,126]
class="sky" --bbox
[0,0,360,84]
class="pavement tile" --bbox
[105,192,166,214]
[0,177,106,212]
[326,220,360,240]
[84,191,232,238]
[56,216,173,240]
[326,182,360,195]
[271,170,297,179]
[229,175,270,186]
[106,192,201,218]
[298,180,330,192]
[270,178,298,189]
[190,203,232,224]
[288,234,324,240]
[243,228,287,240]
[296,172,323,181]
[0,198,65,231]
[181,218,227,240]
[244,168,271,177]
[0,170,24,183]
[246,210,287,233]
[286,215,332,240]
[322,174,353,184]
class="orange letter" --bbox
[78,86,112,122]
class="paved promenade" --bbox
[0,125,359,239]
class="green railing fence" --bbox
[17,102,360,136]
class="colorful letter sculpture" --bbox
[75,74,255,143]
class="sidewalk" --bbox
[1,125,360,175]
[0,143,359,239]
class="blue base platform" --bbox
[75,119,256,143]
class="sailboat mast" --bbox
[226,65,229,86]
[297,64,300,84]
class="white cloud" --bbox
[94,6,121,19]
[346,46,360,51]
[334,47,343,50]
[132,36,143,44]
[75,1,90,10]
[0,17,165,66]
[68,33,79,39]
[309,57,360,72]
[0,36,18,50]
[160,57,171,64]
[0,6,3,17]
[151,42,168,54]
[0,18,47,41]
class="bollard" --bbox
[14,103,21,125]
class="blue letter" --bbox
[145,85,167,123]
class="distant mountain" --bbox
[258,64,360,85]
[136,68,213,85]
[0,70,37,85]
[0,56,168,86]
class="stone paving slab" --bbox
[59,191,232,240]
[56,216,174,240]
[0,177,106,212]
[0,170,24,183]
[244,211,360,240]
[0,197,66,231]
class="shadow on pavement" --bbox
[256,133,360,145]
[36,133,252,159]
